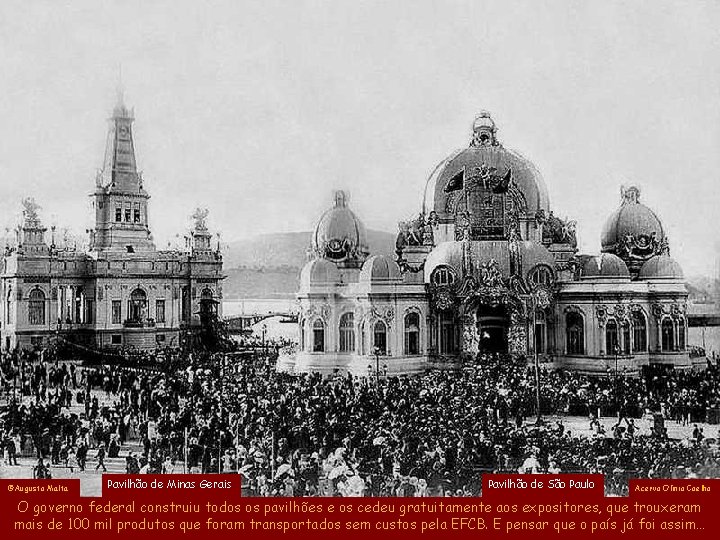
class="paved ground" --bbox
[546,413,720,441]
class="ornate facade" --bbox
[0,94,223,352]
[293,112,688,376]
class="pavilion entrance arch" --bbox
[461,291,526,358]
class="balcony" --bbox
[123,318,156,329]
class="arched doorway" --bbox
[476,304,510,353]
[128,288,147,324]
[199,288,218,318]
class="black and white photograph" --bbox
[1,0,719,497]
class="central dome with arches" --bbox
[292,111,689,377]
[423,112,550,232]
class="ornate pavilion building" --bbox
[293,112,688,376]
[1,93,223,352]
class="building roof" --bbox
[519,241,555,273]
[581,253,630,279]
[638,255,684,280]
[359,255,401,282]
[600,186,665,253]
[422,113,550,219]
[300,258,341,288]
[311,190,369,263]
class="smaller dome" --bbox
[582,253,630,278]
[312,190,369,263]
[638,255,684,280]
[360,255,401,282]
[600,186,665,253]
[300,259,341,288]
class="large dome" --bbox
[601,186,665,253]
[423,112,550,221]
[312,190,369,264]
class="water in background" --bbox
[224,299,299,342]
[223,298,298,317]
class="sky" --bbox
[0,0,718,276]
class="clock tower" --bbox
[91,90,155,253]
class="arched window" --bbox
[439,311,456,355]
[431,265,455,286]
[373,320,387,355]
[677,317,686,350]
[312,319,325,352]
[128,288,147,323]
[181,286,190,322]
[528,265,553,288]
[28,289,45,326]
[622,321,631,355]
[74,287,85,324]
[632,311,647,352]
[404,312,420,355]
[339,313,355,353]
[534,310,546,354]
[606,319,619,355]
[200,288,217,318]
[6,287,12,325]
[566,312,584,355]
[661,319,674,351]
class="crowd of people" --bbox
[1,343,720,496]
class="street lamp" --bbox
[531,287,551,425]
[262,324,267,357]
[614,344,620,418]
[372,346,381,386]
[19,361,24,401]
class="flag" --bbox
[444,168,464,192]
[492,168,513,193]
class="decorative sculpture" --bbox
[541,211,577,247]
[192,207,209,231]
[22,197,41,223]
[479,259,503,288]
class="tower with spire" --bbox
[0,87,223,353]
[91,89,155,253]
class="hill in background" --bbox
[222,230,395,299]
[221,232,720,305]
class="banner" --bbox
[2,474,717,538]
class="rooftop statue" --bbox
[22,197,41,223]
[192,207,209,231]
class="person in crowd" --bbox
[2,341,720,496]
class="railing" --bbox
[123,319,156,328]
